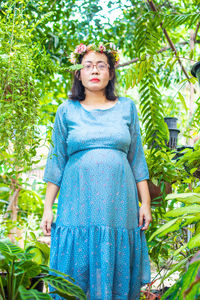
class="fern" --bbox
[132,13,167,151]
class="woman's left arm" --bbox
[136,179,152,230]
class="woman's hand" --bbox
[40,208,54,236]
[139,203,152,230]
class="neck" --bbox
[83,90,108,104]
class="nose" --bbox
[91,64,99,73]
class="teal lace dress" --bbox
[43,96,151,300]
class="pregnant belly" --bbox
[67,148,128,172]
[58,148,139,228]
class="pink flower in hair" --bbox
[99,44,106,53]
[74,43,87,54]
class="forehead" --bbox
[82,51,108,63]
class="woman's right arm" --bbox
[40,182,60,235]
[41,103,69,235]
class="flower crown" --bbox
[67,42,120,71]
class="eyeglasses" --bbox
[81,62,110,72]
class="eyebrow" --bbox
[84,60,106,63]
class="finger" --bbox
[138,212,144,227]
[142,219,151,230]
[41,221,48,235]
[46,221,52,235]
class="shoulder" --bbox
[120,96,137,113]
[56,99,73,116]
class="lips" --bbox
[90,78,100,82]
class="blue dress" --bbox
[43,96,151,300]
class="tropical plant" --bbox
[25,232,50,266]
[0,239,86,300]
[161,253,200,299]
[149,192,200,299]
[176,140,200,181]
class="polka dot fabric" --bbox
[43,97,151,300]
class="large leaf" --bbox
[173,243,187,256]
[188,233,200,249]
[0,240,23,255]
[0,240,35,262]
[40,265,75,281]
[161,277,182,299]
[165,193,200,204]
[165,205,200,217]
[180,261,200,298]
[16,260,41,278]
[160,257,190,284]
[162,261,200,299]
[148,218,180,241]
[181,215,200,227]
[44,275,86,300]
[19,285,53,299]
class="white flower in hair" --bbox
[110,42,116,50]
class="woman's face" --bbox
[78,51,112,93]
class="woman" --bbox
[40,42,152,300]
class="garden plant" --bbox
[0,0,200,298]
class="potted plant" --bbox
[24,231,51,292]
[164,117,180,149]
[0,239,87,299]
[145,149,178,207]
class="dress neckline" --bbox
[78,97,121,112]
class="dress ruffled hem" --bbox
[49,222,151,300]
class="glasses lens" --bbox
[97,62,107,70]
[83,63,92,71]
[83,62,108,72]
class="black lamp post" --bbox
[191,61,200,85]
[164,117,180,149]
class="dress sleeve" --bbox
[43,104,69,187]
[127,101,149,183]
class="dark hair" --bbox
[68,51,119,101]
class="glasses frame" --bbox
[81,62,110,72]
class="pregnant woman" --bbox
[40,42,152,300]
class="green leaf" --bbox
[178,92,188,112]
[180,261,200,298]
[148,218,180,241]
[43,275,86,300]
[188,233,200,249]
[165,205,200,217]
[160,257,188,284]
[0,240,34,261]
[173,243,187,256]
[17,260,41,278]
[66,64,84,71]
[19,285,53,299]
[165,193,200,204]
[161,277,182,299]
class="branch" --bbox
[194,21,200,42]
[147,0,190,80]
[116,40,200,68]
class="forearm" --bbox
[44,182,60,211]
[136,179,151,206]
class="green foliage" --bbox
[176,141,200,179]
[0,239,86,300]
[149,193,200,244]
[149,192,200,298]
[25,231,50,265]
[0,0,200,296]
[161,260,200,300]
[0,1,57,177]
